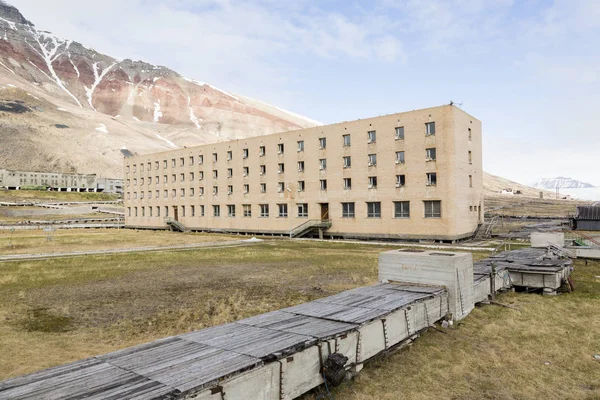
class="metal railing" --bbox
[290,219,332,238]
[164,217,187,232]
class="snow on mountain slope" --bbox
[0,1,320,177]
[530,177,595,190]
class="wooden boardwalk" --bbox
[0,283,446,400]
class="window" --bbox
[212,153,218,163]
[198,155,204,165]
[367,130,376,143]
[199,171,204,180]
[394,201,410,218]
[319,137,327,149]
[155,190,159,198]
[181,206,186,217]
[227,168,233,178]
[396,151,405,164]
[244,184,249,194]
[213,205,220,217]
[243,204,251,217]
[127,166,130,174]
[426,121,436,136]
[200,205,205,216]
[260,204,270,217]
[189,156,194,165]
[297,203,308,217]
[140,164,145,173]
[278,163,285,174]
[368,176,377,189]
[343,178,352,190]
[297,140,304,152]
[260,183,267,193]
[468,128,472,141]
[164,190,168,198]
[226,150,233,161]
[367,202,381,218]
[190,188,195,197]
[343,134,351,147]
[278,204,288,217]
[297,161,305,172]
[171,174,176,183]
[191,205,195,217]
[259,146,266,156]
[368,154,377,166]
[165,206,169,217]
[320,179,327,191]
[278,182,285,193]
[155,161,159,170]
[343,156,351,168]
[468,151,472,164]
[148,191,152,199]
[426,173,437,186]
[171,189,176,198]
[157,206,160,217]
[396,175,406,187]
[227,185,233,194]
[190,172,195,181]
[127,179,131,187]
[227,204,236,217]
[180,157,185,167]
[134,207,138,217]
[242,148,249,159]
[180,173,185,182]
[395,126,404,140]
[469,175,473,187]
[260,165,266,175]
[319,159,327,170]
[141,207,145,217]
[163,160,168,169]
[213,186,219,195]
[133,192,137,199]
[171,159,176,168]
[278,143,284,154]
[133,178,137,186]
[213,170,218,179]
[426,148,437,161]
[199,187,204,196]
[127,207,131,217]
[424,200,441,218]
[298,181,305,192]
[133,165,137,173]
[342,202,355,218]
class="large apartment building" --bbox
[124,105,483,241]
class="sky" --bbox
[10,0,600,186]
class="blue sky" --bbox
[12,0,600,185]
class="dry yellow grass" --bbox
[0,189,119,202]
[0,228,240,255]
[485,195,586,218]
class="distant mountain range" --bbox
[530,177,595,190]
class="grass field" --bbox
[485,196,585,218]
[0,189,119,202]
[0,237,598,399]
[0,228,240,255]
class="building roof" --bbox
[576,206,600,221]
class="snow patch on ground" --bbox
[0,17,17,31]
[183,77,239,101]
[68,53,79,77]
[7,83,14,87]
[57,107,68,111]
[153,77,160,82]
[133,116,141,122]
[26,93,39,100]
[153,100,162,123]
[0,60,14,74]
[156,134,178,149]
[95,124,108,133]
[121,146,128,150]
[84,61,118,110]
[187,96,201,129]
[2,30,7,41]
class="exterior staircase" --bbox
[563,230,600,248]
[473,216,499,240]
[291,219,332,238]
[165,217,188,232]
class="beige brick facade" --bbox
[124,105,483,241]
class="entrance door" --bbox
[320,203,329,220]
[173,206,179,221]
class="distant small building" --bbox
[0,169,123,193]
[572,206,600,231]
[501,188,522,195]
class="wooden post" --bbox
[490,262,497,300]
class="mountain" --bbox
[530,177,595,190]
[483,172,555,198]
[0,2,319,177]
